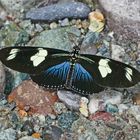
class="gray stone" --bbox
[29,26,81,51]
[0,128,16,140]
[42,125,63,140]
[97,0,140,41]
[81,31,98,54]
[0,0,56,18]
[19,136,41,140]
[111,44,125,61]
[0,62,5,95]
[78,130,99,140]
[57,90,81,110]
[26,2,91,22]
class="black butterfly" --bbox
[0,46,140,95]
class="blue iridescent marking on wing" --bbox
[45,62,70,81]
[73,63,93,81]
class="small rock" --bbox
[37,114,46,125]
[0,117,12,130]
[0,128,16,140]
[50,22,58,29]
[89,112,115,122]
[58,111,79,130]
[132,93,140,105]
[111,44,125,61]
[0,62,5,95]
[21,120,34,135]
[59,18,70,27]
[105,103,119,113]
[19,136,41,140]
[79,97,89,117]
[129,105,140,123]
[57,90,81,110]
[53,102,67,114]
[118,104,129,114]
[8,80,58,115]
[81,20,89,29]
[81,31,98,54]
[42,125,63,140]
[88,90,123,113]
[88,98,104,114]
[0,99,8,105]
[26,2,91,22]
[88,11,105,33]
[103,91,123,105]
[78,129,99,140]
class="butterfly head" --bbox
[72,45,80,55]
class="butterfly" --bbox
[0,46,140,95]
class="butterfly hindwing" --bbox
[71,63,104,94]
[0,47,69,74]
[31,61,71,89]
[79,54,140,88]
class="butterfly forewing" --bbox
[0,47,70,74]
[79,54,140,88]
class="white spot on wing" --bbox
[30,48,48,67]
[7,49,19,60]
[98,59,112,78]
[125,67,133,81]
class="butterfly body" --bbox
[0,46,140,95]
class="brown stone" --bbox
[8,80,58,115]
[132,93,140,105]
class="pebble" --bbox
[42,125,63,140]
[88,90,123,114]
[59,18,70,26]
[79,97,89,117]
[53,102,67,114]
[111,44,125,61]
[26,2,91,22]
[105,103,119,113]
[21,120,34,135]
[0,99,7,105]
[88,98,103,114]
[0,117,12,130]
[49,22,58,29]
[19,136,41,140]
[132,93,140,105]
[57,90,81,110]
[118,104,129,114]
[35,114,46,125]
[103,91,122,105]
[80,31,98,54]
[57,111,78,130]
[78,129,99,140]
[0,62,5,95]
[88,11,105,32]
[129,105,140,123]
[0,128,16,140]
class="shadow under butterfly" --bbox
[0,44,140,95]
